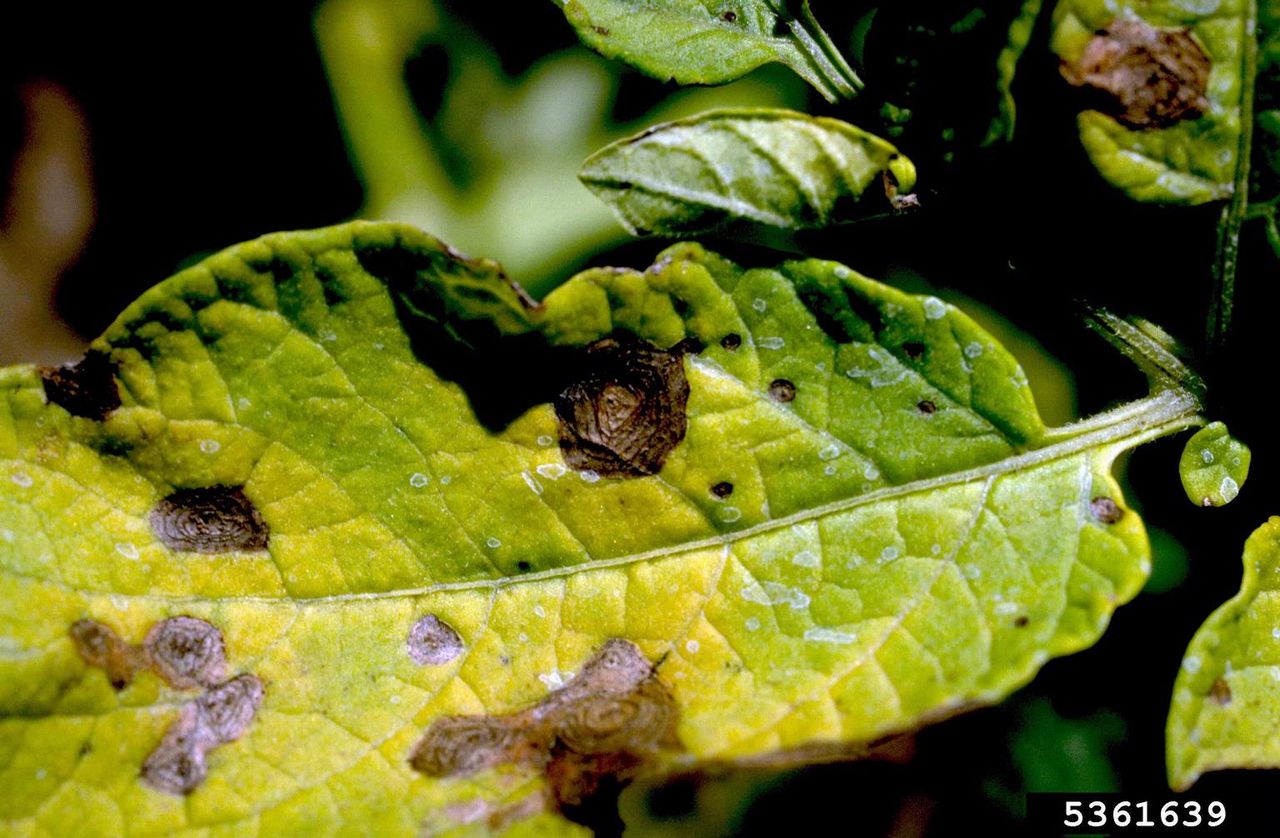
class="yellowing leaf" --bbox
[1051,0,1252,204]
[1,223,1204,833]
[1168,518,1280,790]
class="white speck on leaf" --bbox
[1201,449,1215,464]
[745,617,761,631]
[923,297,946,320]
[752,298,767,312]
[880,546,899,562]
[963,342,984,359]
[409,472,430,488]
[792,550,820,568]
[440,475,452,485]
[994,602,1019,616]
[818,444,841,461]
[1219,477,1240,503]
[536,435,554,447]
[1183,656,1202,674]
[834,266,851,280]
[579,469,601,484]
[824,465,837,476]
[536,463,566,480]
[863,464,880,480]
[533,604,546,619]
[115,543,139,560]
[521,471,543,495]
[685,639,700,653]
[538,670,565,690]
[10,473,32,488]
[719,506,742,523]
[804,627,856,644]
[758,336,785,349]
[485,537,501,549]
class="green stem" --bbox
[1206,0,1259,358]
[783,1,863,100]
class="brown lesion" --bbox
[149,485,269,553]
[555,335,690,479]
[39,351,121,421]
[1061,17,1211,129]
[68,616,265,796]
[409,639,677,834]
[406,614,465,666]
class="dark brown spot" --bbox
[768,379,796,403]
[710,481,734,498]
[410,639,677,830]
[903,342,926,360]
[194,674,264,742]
[150,485,269,553]
[917,399,937,415]
[1089,496,1124,524]
[555,335,689,479]
[722,10,737,23]
[70,619,145,690]
[142,674,264,796]
[407,615,464,666]
[1061,18,1211,129]
[410,715,542,776]
[1014,616,1030,628]
[1209,677,1232,706]
[671,336,704,355]
[141,705,209,795]
[517,560,533,573]
[144,617,226,689]
[40,351,121,421]
[720,333,742,351]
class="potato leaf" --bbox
[579,108,917,236]
[1168,518,1280,790]
[555,0,861,102]
[1051,0,1252,204]
[1,223,1205,833]
[1178,422,1250,507]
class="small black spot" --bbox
[721,10,737,23]
[1089,496,1124,524]
[710,482,734,498]
[768,379,796,403]
[917,400,937,415]
[150,486,270,553]
[617,181,633,190]
[517,560,533,573]
[671,297,691,316]
[720,333,742,351]
[903,342,926,360]
[40,351,121,421]
[1014,616,1030,628]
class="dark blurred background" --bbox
[4,1,1278,833]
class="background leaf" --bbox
[1,222,1204,832]
[555,0,861,102]
[1178,421,1250,507]
[578,108,916,236]
[1167,517,1280,790]
[1050,0,1252,204]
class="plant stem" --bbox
[1206,0,1259,359]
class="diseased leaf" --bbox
[555,0,861,102]
[1,222,1206,833]
[1168,518,1280,790]
[1178,421,1250,507]
[579,108,917,236]
[1051,0,1252,204]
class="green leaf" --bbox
[1167,517,1280,790]
[1050,0,1253,204]
[985,0,1046,145]
[1178,422,1251,507]
[315,0,803,293]
[579,108,917,236]
[555,0,861,102]
[1,222,1204,833]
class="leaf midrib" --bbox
[5,389,1199,606]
